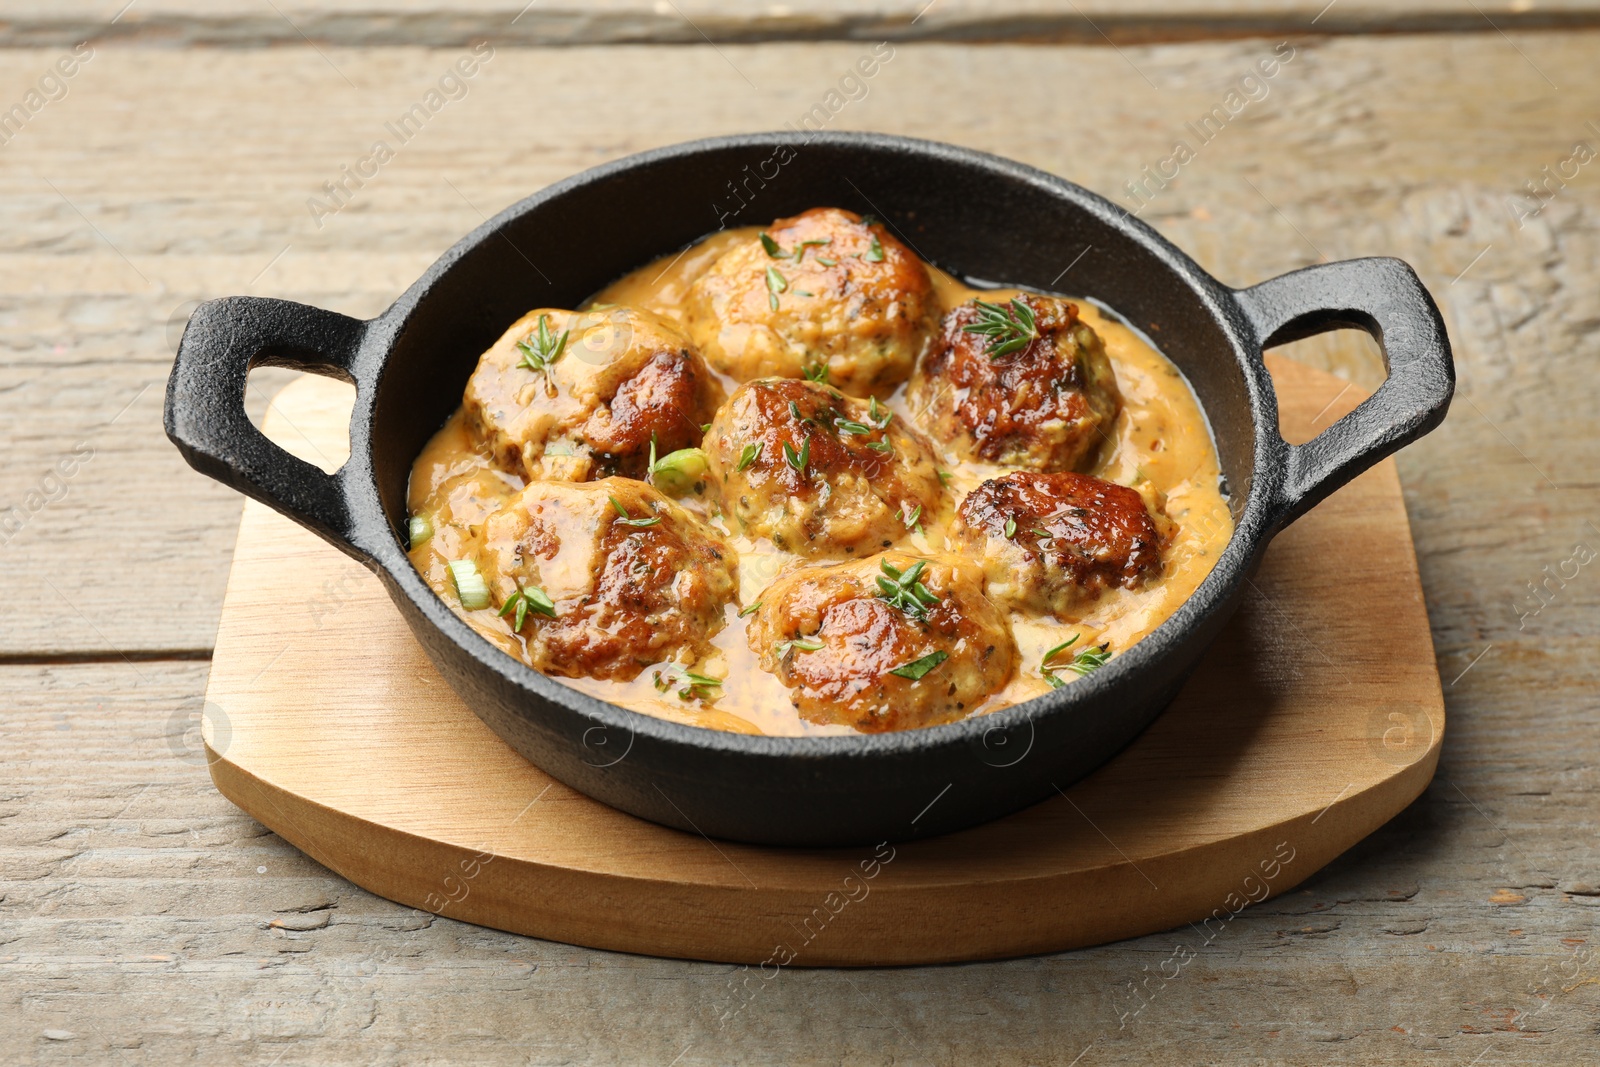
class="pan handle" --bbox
[1236,257,1455,527]
[164,296,371,555]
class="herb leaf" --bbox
[865,439,894,454]
[766,266,788,310]
[738,600,763,619]
[803,361,830,384]
[963,298,1039,359]
[866,234,885,263]
[867,396,893,429]
[834,418,872,435]
[735,442,761,473]
[1042,634,1112,687]
[783,436,811,475]
[759,232,784,258]
[608,494,662,528]
[889,649,948,681]
[1003,516,1017,539]
[876,558,940,620]
[900,503,922,529]
[499,584,557,630]
[516,313,571,384]
[778,635,825,658]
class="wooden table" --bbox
[4,2,1598,1062]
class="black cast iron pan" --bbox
[165,133,1453,846]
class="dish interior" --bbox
[399,213,1232,736]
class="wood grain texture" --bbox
[6,1,1600,47]
[197,360,1439,966]
[1,27,1598,1064]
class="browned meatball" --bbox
[703,378,945,558]
[949,471,1166,617]
[475,478,738,680]
[746,552,1016,732]
[464,305,723,482]
[685,207,940,398]
[908,294,1120,471]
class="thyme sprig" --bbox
[1041,634,1112,688]
[963,298,1039,359]
[516,313,570,382]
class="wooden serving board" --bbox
[202,355,1443,966]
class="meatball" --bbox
[684,207,939,398]
[475,478,738,680]
[703,378,945,558]
[908,294,1120,471]
[948,471,1166,616]
[746,552,1016,732]
[463,305,723,482]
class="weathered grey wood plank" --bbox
[1,660,1597,1064]
[2,33,1597,660]
[5,0,1600,47]
[2,32,1599,1059]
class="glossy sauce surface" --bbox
[408,227,1233,736]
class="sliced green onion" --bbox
[447,559,491,610]
[650,447,710,495]
[408,515,433,549]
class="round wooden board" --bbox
[201,356,1443,967]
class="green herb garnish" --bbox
[516,313,571,381]
[889,650,948,681]
[766,266,788,310]
[738,601,763,619]
[867,396,893,429]
[835,418,872,435]
[803,361,830,384]
[963,298,1039,359]
[499,584,557,630]
[901,504,922,529]
[816,256,837,267]
[876,558,940,620]
[866,234,885,263]
[676,670,723,701]
[650,445,709,494]
[735,442,761,473]
[778,635,825,657]
[860,213,880,227]
[1003,516,1017,539]
[609,494,662,528]
[1041,635,1112,688]
[783,437,811,474]
[759,232,784,258]
[865,439,894,454]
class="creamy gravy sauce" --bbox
[408,227,1233,736]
